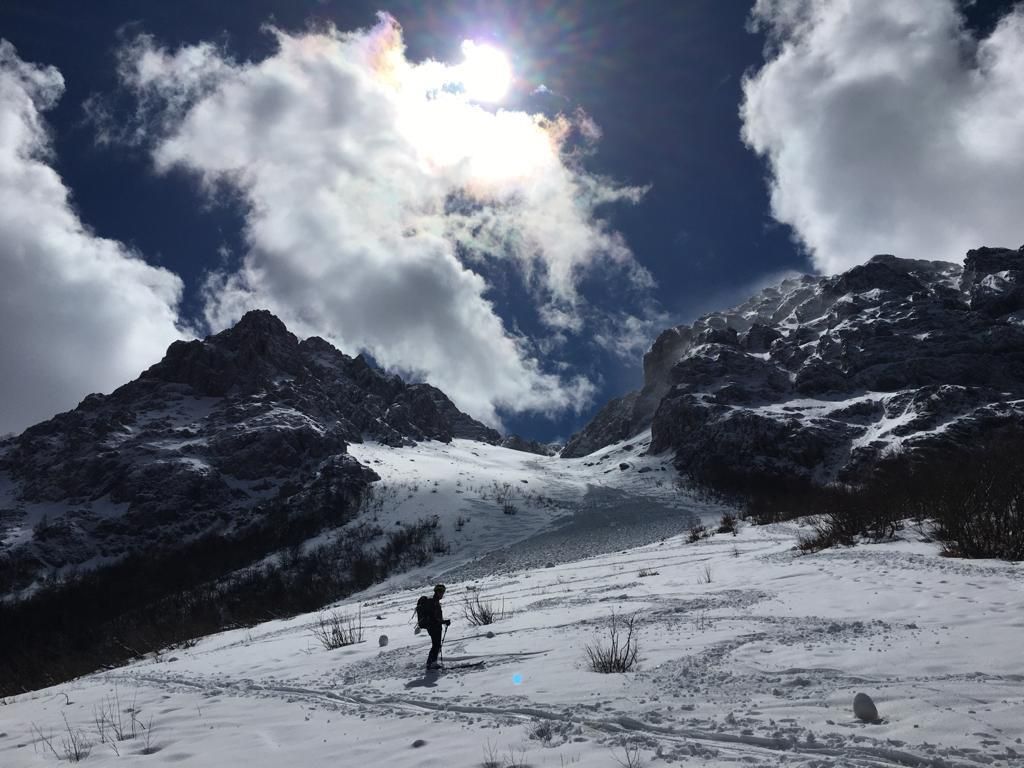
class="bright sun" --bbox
[457,40,512,103]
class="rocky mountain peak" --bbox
[142,310,303,397]
[225,309,294,341]
[0,310,509,596]
[963,244,1024,276]
[829,256,928,296]
[960,245,1024,317]
[564,246,1024,486]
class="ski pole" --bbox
[441,623,448,666]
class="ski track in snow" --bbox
[2,437,1023,767]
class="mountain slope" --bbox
[0,309,501,597]
[564,246,1024,486]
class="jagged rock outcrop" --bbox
[562,392,641,458]
[0,310,500,594]
[500,435,559,456]
[564,246,1024,485]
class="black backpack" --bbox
[415,596,431,629]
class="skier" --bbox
[416,584,450,670]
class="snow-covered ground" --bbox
[341,434,723,581]
[4,511,1023,767]
[4,437,1023,766]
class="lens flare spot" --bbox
[512,673,523,685]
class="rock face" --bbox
[564,247,1024,486]
[500,435,560,456]
[0,310,500,595]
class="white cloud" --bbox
[116,14,650,426]
[742,0,1024,274]
[0,41,186,436]
[591,310,668,362]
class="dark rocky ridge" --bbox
[0,310,503,594]
[563,246,1024,486]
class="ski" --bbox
[446,661,485,669]
[427,661,485,673]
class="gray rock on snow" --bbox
[853,692,879,722]
[378,634,388,647]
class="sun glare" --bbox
[396,34,554,190]
[458,40,512,103]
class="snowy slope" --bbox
[3,517,1022,768]
[341,432,724,582]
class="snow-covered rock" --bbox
[564,246,1024,487]
[0,310,502,596]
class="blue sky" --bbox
[0,0,1021,439]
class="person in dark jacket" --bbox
[424,584,450,670]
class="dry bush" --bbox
[716,512,738,535]
[585,611,639,673]
[33,714,92,762]
[463,594,507,626]
[312,607,363,649]
[93,686,143,744]
[613,740,644,768]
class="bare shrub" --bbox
[463,594,507,626]
[687,523,707,543]
[312,607,363,649]
[530,720,554,744]
[716,512,738,535]
[585,611,639,673]
[140,716,157,755]
[493,481,513,505]
[93,687,142,743]
[34,714,92,762]
[481,739,502,768]
[637,568,659,577]
[612,740,643,768]
[698,564,712,584]
[32,723,59,760]
[928,442,1024,560]
[506,746,528,768]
